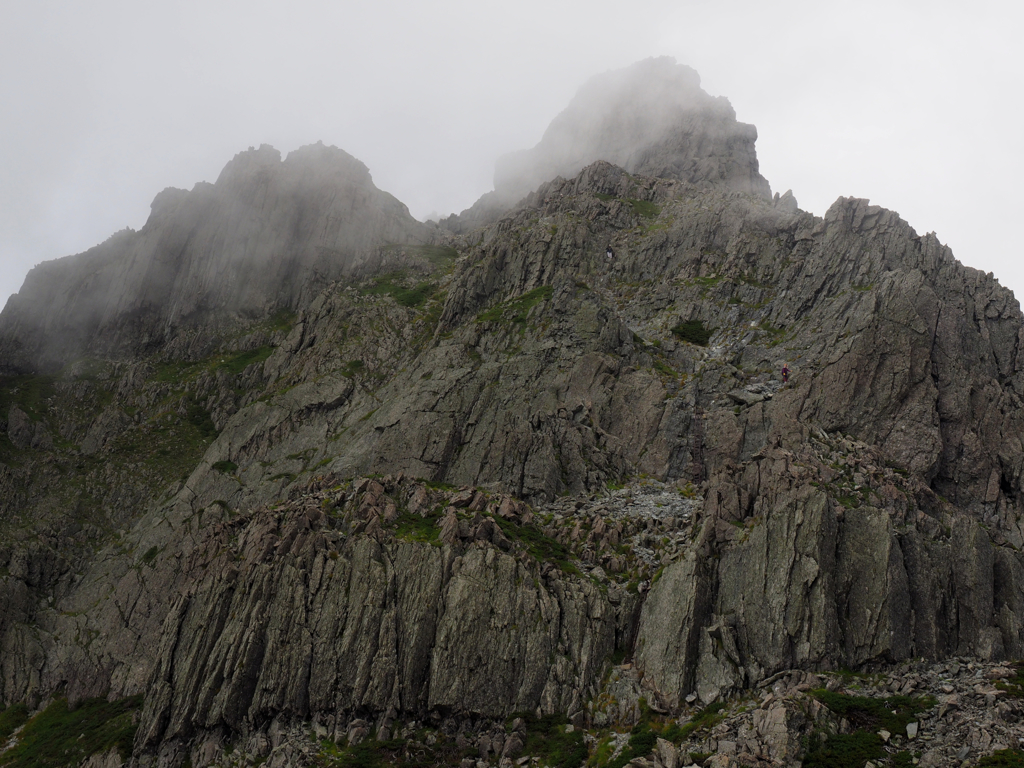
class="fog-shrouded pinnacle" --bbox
[473,58,770,222]
[0,142,432,372]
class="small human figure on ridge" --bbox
[606,245,614,260]
[782,363,790,385]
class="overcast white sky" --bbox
[2,0,1022,307]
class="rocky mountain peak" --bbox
[4,62,1024,768]
[0,141,432,373]
[213,142,377,199]
[449,58,771,232]
[214,142,283,186]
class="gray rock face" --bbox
[129,479,631,747]
[2,62,1024,765]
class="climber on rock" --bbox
[606,245,614,260]
[781,363,790,385]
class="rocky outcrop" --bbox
[107,478,633,751]
[126,656,1024,767]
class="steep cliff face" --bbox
[135,478,633,754]
[2,60,1024,767]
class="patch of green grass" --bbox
[652,359,676,377]
[393,511,441,544]
[592,193,659,219]
[0,374,57,421]
[186,398,218,440]
[384,243,459,268]
[643,220,671,235]
[811,690,934,734]
[589,735,616,767]
[477,286,554,325]
[151,360,199,386]
[0,704,30,742]
[424,479,455,491]
[512,713,586,768]
[362,272,436,308]
[416,244,459,267]
[337,741,385,768]
[979,750,1024,767]
[212,460,238,474]
[802,730,883,768]
[671,320,713,347]
[0,695,142,767]
[695,275,723,288]
[265,308,297,333]
[217,346,274,376]
[319,738,412,768]
[604,723,658,768]
[677,702,726,741]
[626,198,660,219]
[494,517,579,575]
[803,690,936,768]
[342,360,365,378]
[995,662,1024,698]
[835,668,878,685]
[836,493,860,509]
[101,404,215,492]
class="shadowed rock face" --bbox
[0,142,432,373]
[2,62,1024,767]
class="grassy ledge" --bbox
[0,695,142,768]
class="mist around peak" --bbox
[442,58,772,233]
[496,58,769,204]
